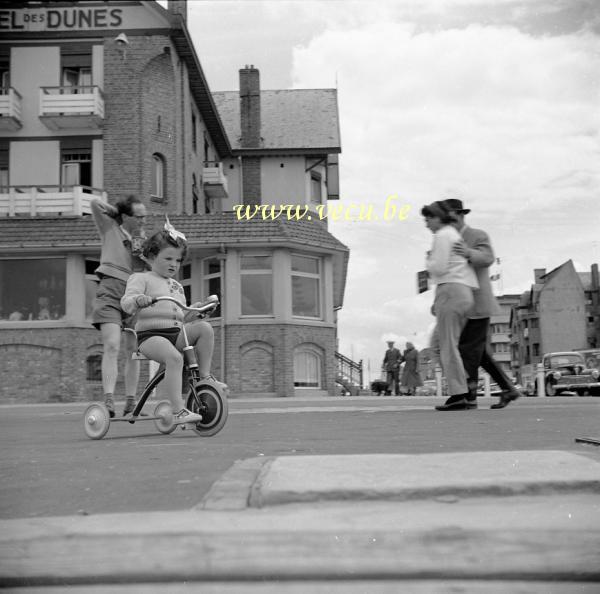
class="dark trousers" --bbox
[386,369,400,395]
[459,318,514,393]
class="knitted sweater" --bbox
[121,271,186,331]
[90,197,146,282]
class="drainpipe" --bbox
[238,155,243,204]
[217,243,227,384]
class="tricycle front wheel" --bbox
[186,382,229,436]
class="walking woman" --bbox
[422,200,478,411]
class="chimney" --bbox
[534,268,546,284]
[592,263,599,290]
[239,65,261,148]
[168,0,187,22]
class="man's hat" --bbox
[442,198,470,214]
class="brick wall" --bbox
[223,323,336,397]
[103,35,181,213]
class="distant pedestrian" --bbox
[401,342,422,395]
[382,340,402,395]
[421,200,478,411]
[443,198,524,409]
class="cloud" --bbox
[290,14,600,368]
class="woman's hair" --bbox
[115,195,143,218]
[142,230,188,260]
[420,201,456,224]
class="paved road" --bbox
[1,396,598,518]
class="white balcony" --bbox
[202,161,228,199]
[0,186,107,217]
[39,86,104,130]
[0,87,23,131]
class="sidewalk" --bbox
[2,450,599,591]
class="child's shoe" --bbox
[198,374,229,394]
[104,396,115,418]
[174,408,203,425]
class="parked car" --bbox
[535,351,600,396]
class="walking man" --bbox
[442,198,523,410]
[382,340,403,396]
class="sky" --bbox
[167,0,600,382]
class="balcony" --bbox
[202,161,228,199]
[0,87,23,131]
[0,186,107,217]
[39,86,104,130]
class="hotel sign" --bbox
[0,6,167,32]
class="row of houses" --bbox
[0,0,349,402]
[417,260,599,386]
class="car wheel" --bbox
[545,380,556,397]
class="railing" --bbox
[0,185,107,217]
[0,87,23,123]
[40,85,104,119]
[335,351,363,393]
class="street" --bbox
[1,395,598,519]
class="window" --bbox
[192,113,197,153]
[294,347,321,388]
[61,47,92,93]
[292,254,321,318]
[192,174,199,214]
[241,255,272,316]
[0,145,8,191]
[533,343,540,357]
[86,353,102,381]
[61,149,91,188]
[203,257,222,317]
[151,153,165,200]
[85,259,99,319]
[310,171,322,204]
[0,259,66,321]
[179,263,192,305]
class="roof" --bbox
[211,89,341,153]
[0,212,349,305]
[0,212,347,251]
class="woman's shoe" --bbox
[104,396,115,418]
[435,394,469,411]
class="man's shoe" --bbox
[123,397,137,416]
[435,395,469,411]
[104,396,115,418]
[490,389,522,409]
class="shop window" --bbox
[151,153,165,200]
[203,257,222,318]
[0,259,66,321]
[294,346,322,388]
[241,255,272,316]
[292,254,321,318]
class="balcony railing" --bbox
[0,185,106,217]
[39,85,104,130]
[202,161,228,199]
[335,351,363,395]
[0,87,23,131]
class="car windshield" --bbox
[547,354,584,367]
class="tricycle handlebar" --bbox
[151,295,219,315]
